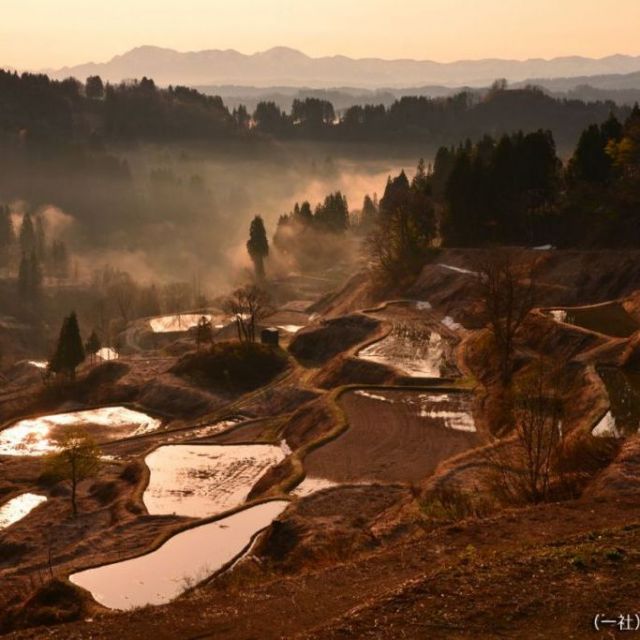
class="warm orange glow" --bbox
[1,0,639,71]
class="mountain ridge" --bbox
[44,46,640,89]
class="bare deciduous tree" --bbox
[223,285,272,343]
[486,359,564,504]
[107,272,138,325]
[474,249,537,385]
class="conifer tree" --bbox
[50,312,85,379]
[247,215,269,280]
[17,250,42,300]
[19,212,35,255]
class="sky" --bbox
[2,0,640,70]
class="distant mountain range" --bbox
[44,46,640,89]
[197,70,640,113]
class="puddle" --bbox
[149,314,221,333]
[595,367,640,437]
[0,407,161,456]
[291,476,339,497]
[143,444,285,517]
[548,304,638,338]
[358,324,447,377]
[70,500,288,610]
[0,493,47,529]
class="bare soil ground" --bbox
[6,494,640,640]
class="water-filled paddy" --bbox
[548,303,638,338]
[304,389,479,483]
[96,347,119,360]
[291,476,339,497]
[358,324,447,377]
[594,367,640,437]
[70,500,288,610]
[149,313,224,333]
[0,493,47,529]
[143,444,285,517]
[277,324,305,334]
[0,407,161,456]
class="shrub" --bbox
[171,341,289,392]
[119,461,143,484]
[89,480,119,505]
[0,542,30,564]
[1,579,89,632]
[421,485,493,521]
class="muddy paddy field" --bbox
[303,389,478,485]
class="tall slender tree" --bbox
[19,212,35,255]
[50,312,85,379]
[247,215,269,280]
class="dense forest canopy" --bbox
[0,68,639,303]
[0,70,631,150]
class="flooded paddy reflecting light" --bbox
[149,314,223,333]
[143,444,285,517]
[358,324,447,377]
[292,476,339,497]
[0,493,47,529]
[0,407,161,456]
[96,347,119,360]
[70,500,288,610]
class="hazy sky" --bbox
[2,0,640,70]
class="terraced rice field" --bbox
[70,501,289,610]
[548,303,638,338]
[0,407,161,456]
[594,367,640,437]
[304,389,479,484]
[0,493,47,529]
[143,443,286,517]
[358,323,448,377]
